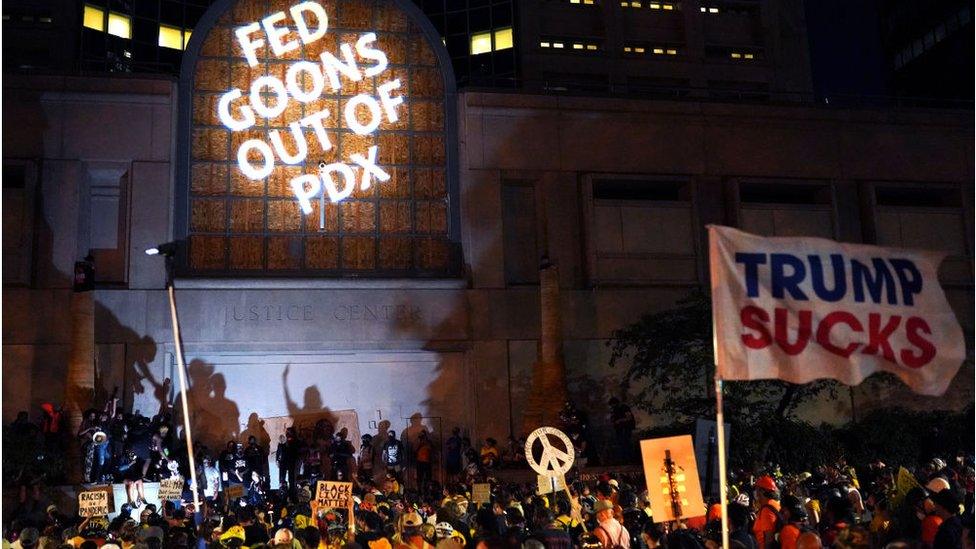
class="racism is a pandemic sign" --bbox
[216,1,403,214]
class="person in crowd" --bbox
[752,475,781,549]
[479,438,500,471]
[593,498,630,549]
[244,435,267,480]
[359,433,376,483]
[383,430,405,478]
[332,427,355,481]
[779,494,811,549]
[930,489,963,549]
[607,397,636,463]
[445,428,463,483]
[415,431,434,493]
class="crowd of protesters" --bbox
[3,398,973,549]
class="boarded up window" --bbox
[587,177,697,284]
[183,0,455,276]
[873,184,971,284]
[738,181,834,239]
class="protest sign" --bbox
[708,225,965,395]
[78,489,110,517]
[536,474,567,495]
[158,477,185,501]
[640,435,705,523]
[471,483,491,505]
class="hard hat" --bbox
[755,475,778,493]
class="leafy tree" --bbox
[608,289,840,464]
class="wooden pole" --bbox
[168,284,200,509]
[715,376,729,549]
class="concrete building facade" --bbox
[3,0,973,474]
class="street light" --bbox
[145,241,200,511]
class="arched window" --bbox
[175,0,458,276]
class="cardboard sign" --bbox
[225,483,246,502]
[315,481,353,509]
[640,435,706,523]
[536,473,567,495]
[693,419,731,499]
[525,427,574,477]
[78,489,110,517]
[471,483,491,505]
[158,477,185,501]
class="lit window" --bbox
[635,46,646,53]
[553,42,564,48]
[494,27,513,50]
[624,46,633,52]
[663,3,674,10]
[650,2,661,7]
[710,7,719,12]
[744,53,754,59]
[700,6,706,11]
[585,0,595,3]
[573,43,584,49]
[83,4,104,31]
[540,41,551,48]
[666,48,677,55]
[730,52,741,58]
[653,47,664,54]
[586,44,598,50]
[621,1,628,5]
[107,11,130,39]
[470,31,492,55]
[631,1,642,6]
[184,30,192,48]
[159,24,184,50]
[39,16,53,23]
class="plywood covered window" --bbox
[737,180,835,239]
[181,0,456,277]
[584,176,698,285]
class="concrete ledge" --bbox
[173,278,468,290]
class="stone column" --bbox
[65,290,95,482]
[522,259,568,432]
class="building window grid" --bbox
[540,37,601,52]
[619,1,680,10]
[81,1,199,70]
[186,0,454,276]
[415,1,517,85]
[623,43,679,56]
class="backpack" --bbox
[596,525,627,549]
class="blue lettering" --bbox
[852,258,897,304]
[889,258,923,306]
[771,253,808,300]
[808,254,846,302]
[734,252,767,297]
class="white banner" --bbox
[708,225,965,395]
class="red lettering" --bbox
[862,313,901,364]
[900,316,936,368]
[815,311,863,358]
[740,306,772,349]
[773,308,812,355]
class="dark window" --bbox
[875,186,962,208]
[3,165,26,188]
[593,179,689,201]
[740,182,831,205]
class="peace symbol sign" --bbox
[525,426,575,477]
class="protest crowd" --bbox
[3,397,973,549]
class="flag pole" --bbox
[714,375,729,549]
[168,284,200,510]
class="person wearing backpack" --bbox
[593,499,630,549]
[752,475,783,549]
[779,495,812,549]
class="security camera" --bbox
[318,160,327,170]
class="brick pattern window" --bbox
[186,0,455,276]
